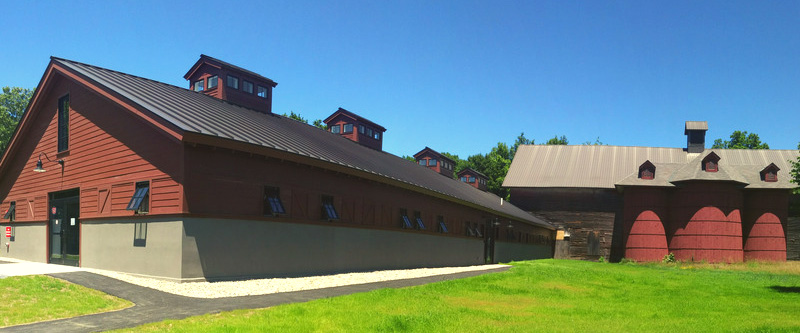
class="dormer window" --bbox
[638,160,656,180]
[208,76,218,89]
[701,152,721,173]
[429,159,437,167]
[257,86,268,98]
[343,124,353,133]
[242,80,254,94]
[193,80,205,91]
[331,125,341,134]
[227,75,239,89]
[760,163,780,182]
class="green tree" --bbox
[510,132,533,158]
[712,130,769,149]
[312,119,328,130]
[0,87,34,153]
[282,111,308,124]
[401,155,416,162]
[582,137,605,145]
[545,135,568,145]
[467,142,513,198]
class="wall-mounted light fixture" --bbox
[33,152,64,173]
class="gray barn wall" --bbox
[788,217,799,260]
[81,219,185,279]
[0,223,47,262]
[494,241,552,263]
[180,217,486,281]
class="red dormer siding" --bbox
[414,147,455,179]
[458,168,488,191]
[324,108,386,151]
[184,55,277,114]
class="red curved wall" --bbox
[670,206,743,262]
[625,210,668,261]
[743,212,785,261]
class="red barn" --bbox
[0,56,554,281]
[505,121,799,262]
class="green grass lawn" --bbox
[0,275,132,327]
[119,259,800,332]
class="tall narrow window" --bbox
[3,201,15,221]
[414,211,425,230]
[207,75,218,89]
[242,80,254,94]
[227,75,239,89]
[193,80,205,91]
[126,181,150,214]
[400,208,412,229]
[263,186,286,216]
[359,125,365,134]
[437,215,448,233]
[133,222,147,247]
[58,95,69,152]
[465,222,475,236]
[257,86,268,98]
[321,195,339,220]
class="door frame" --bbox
[47,188,81,266]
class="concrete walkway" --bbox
[0,263,510,333]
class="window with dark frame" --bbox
[429,159,437,167]
[343,124,353,133]
[227,75,239,89]
[263,186,286,216]
[465,222,475,236]
[419,159,427,166]
[400,208,412,229]
[207,75,218,89]
[437,215,448,233]
[475,224,483,237]
[3,201,15,221]
[242,80,254,94]
[257,86,268,98]
[125,181,150,214]
[193,80,205,91]
[366,128,373,138]
[331,125,341,134]
[133,222,147,247]
[58,95,69,152]
[414,211,425,230]
[321,195,339,220]
[374,132,381,140]
[359,125,365,134]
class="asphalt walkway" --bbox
[0,263,510,333]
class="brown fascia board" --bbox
[324,108,386,132]
[182,132,552,229]
[185,55,277,87]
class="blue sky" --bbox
[2,1,798,158]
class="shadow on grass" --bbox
[769,286,800,293]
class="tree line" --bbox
[1,86,798,195]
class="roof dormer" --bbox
[701,152,720,173]
[760,163,780,182]
[685,121,708,153]
[458,168,489,191]
[638,160,656,180]
[323,108,386,151]
[184,55,277,114]
[414,147,455,179]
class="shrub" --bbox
[662,253,676,263]
[619,258,636,264]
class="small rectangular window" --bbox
[465,222,476,236]
[125,181,150,214]
[429,159,438,167]
[3,201,15,221]
[460,176,467,182]
[321,195,339,220]
[437,216,448,233]
[257,86,268,98]
[475,224,483,237]
[193,80,205,91]
[134,222,147,247]
[227,75,239,89]
[263,186,286,216]
[419,159,427,166]
[58,95,69,152]
[414,211,425,230]
[468,177,475,183]
[243,80,254,94]
[343,124,353,133]
[400,209,412,229]
[374,132,381,140]
[359,125,365,134]
[331,125,341,134]
[207,75,218,89]
[367,128,373,137]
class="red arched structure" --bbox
[625,210,668,261]
[743,213,786,261]
[670,207,743,263]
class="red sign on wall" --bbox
[5,226,10,238]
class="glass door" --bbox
[49,189,80,266]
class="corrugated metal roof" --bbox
[685,121,708,131]
[51,57,552,229]
[505,145,799,189]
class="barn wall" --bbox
[0,222,47,262]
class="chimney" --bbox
[323,108,386,151]
[414,147,455,179]
[684,121,708,153]
[184,55,277,114]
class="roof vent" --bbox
[184,55,277,114]
[684,121,708,153]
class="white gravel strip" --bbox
[87,264,509,299]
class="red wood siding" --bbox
[0,74,184,223]
[743,190,788,261]
[182,144,552,243]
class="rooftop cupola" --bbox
[184,55,277,114]
[414,147,455,179]
[324,108,386,151]
[684,121,708,153]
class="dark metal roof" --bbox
[51,57,551,229]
